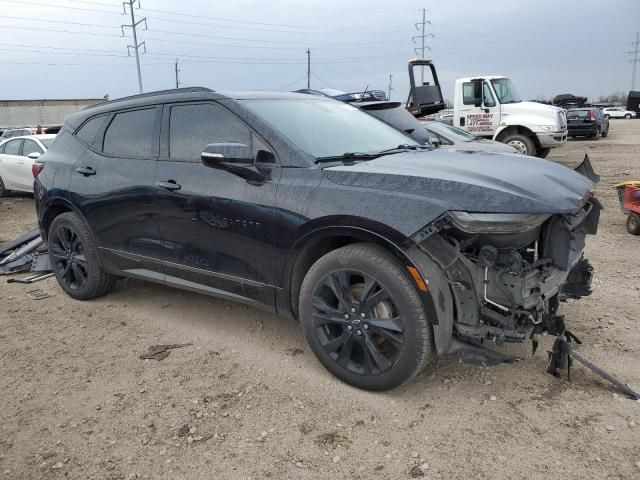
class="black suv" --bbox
[567,107,609,139]
[35,88,600,390]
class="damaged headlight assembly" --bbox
[447,212,550,234]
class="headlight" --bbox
[448,212,550,234]
[540,125,562,133]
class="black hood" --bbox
[323,149,594,216]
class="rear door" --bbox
[68,107,164,277]
[154,101,278,305]
[17,138,44,191]
[0,139,24,190]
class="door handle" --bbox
[157,180,181,191]
[76,166,96,176]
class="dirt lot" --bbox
[1,121,639,480]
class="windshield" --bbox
[41,138,55,149]
[422,121,478,142]
[241,99,418,158]
[490,78,521,104]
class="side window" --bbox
[482,83,496,107]
[4,139,21,155]
[103,108,157,158]
[462,82,476,105]
[22,140,43,156]
[168,103,251,161]
[76,115,107,145]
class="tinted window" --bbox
[567,110,588,119]
[22,139,43,156]
[241,99,417,158]
[76,115,106,145]
[4,139,21,155]
[169,103,251,161]
[103,108,157,158]
[363,105,430,145]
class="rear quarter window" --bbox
[75,115,107,145]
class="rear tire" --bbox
[502,133,536,156]
[591,128,600,140]
[625,113,632,119]
[602,126,609,138]
[604,114,610,119]
[627,213,640,235]
[299,244,433,390]
[0,176,6,197]
[48,212,115,300]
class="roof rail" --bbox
[83,87,214,110]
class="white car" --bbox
[602,107,636,119]
[0,134,56,195]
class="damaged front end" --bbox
[410,186,602,355]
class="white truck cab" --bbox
[452,76,567,157]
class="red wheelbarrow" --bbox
[615,181,640,235]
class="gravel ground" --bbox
[0,120,639,480]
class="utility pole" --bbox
[388,74,393,100]
[630,32,640,91]
[174,58,180,89]
[412,8,434,84]
[306,49,311,89]
[122,0,147,94]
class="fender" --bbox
[279,222,450,354]
[493,123,535,141]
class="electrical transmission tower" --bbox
[412,8,434,84]
[122,0,147,94]
[630,32,640,91]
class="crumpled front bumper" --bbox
[537,130,567,148]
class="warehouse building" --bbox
[0,97,108,134]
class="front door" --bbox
[68,106,163,277]
[154,101,278,306]
[458,81,500,137]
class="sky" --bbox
[0,0,638,102]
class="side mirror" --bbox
[201,142,269,184]
[27,152,41,160]
[429,135,441,147]
[201,142,253,167]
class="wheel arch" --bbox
[281,222,419,320]
[494,124,540,151]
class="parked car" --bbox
[0,128,33,140]
[420,120,518,153]
[0,134,56,195]
[35,88,600,391]
[602,107,636,119]
[566,108,609,139]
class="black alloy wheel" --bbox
[50,225,89,291]
[299,244,432,390]
[310,269,404,377]
[48,212,115,300]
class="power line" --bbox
[630,32,640,91]
[412,8,434,84]
[122,0,147,93]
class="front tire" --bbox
[625,113,632,119]
[299,244,432,390]
[502,133,536,156]
[48,212,115,300]
[535,148,551,158]
[627,213,640,235]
